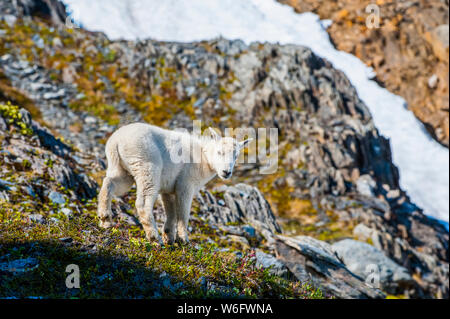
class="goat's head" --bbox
[204,128,252,180]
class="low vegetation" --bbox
[0,197,324,298]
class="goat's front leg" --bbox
[174,187,194,244]
[135,177,162,245]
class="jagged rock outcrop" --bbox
[113,37,448,297]
[332,239,413,295]
[2,0,67,26]
[196,184,282,245]
[279,0,449,147]
[0,54,120,158]
[319,194,449,298]
[0,106,98,206]
[275,235,385,299]
[0,0,447,298]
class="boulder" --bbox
[332,239,414,294]
[11,0,67,26]
[356,175,376,197]
[196,184,282,244]
[425,24,449,63]
[275,235,385,299]
[48,191,66,205]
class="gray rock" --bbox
[242,225,257,238]
[0,179,14,190]
[60,207,73,218]
[52,37,63,48]
[0,257,39,273]
[24,185,35,197]
[28,214,44,224]
[32,34,44,49]
[356,175,377,197]
[352,223,375,242]
[59,237,73,243]
[255,249,289,278]
[43,89,65,100]
[0,116,8,131]
[2,14,17,27]
[429,24,449,60]
[49,191,66,205]
[332,239,413,294]
[98,273,113,282]
[49,217,60,224]
[84,116,97,124]
[118,211,140,226]
[196,184,281,247]
[0,191,9,201]
[0,13,446,298]
[386,189,401,199]
[19,108,32,127]
[275,235,385,299]
[219,225,245,237]
[226,235,250,249]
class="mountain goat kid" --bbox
[97,123,252,245]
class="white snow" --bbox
[63,0,449,223]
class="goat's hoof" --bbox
[99,219,114,229]
[175,236,190,246]
[156,237,164,247]
[146,235,164,247]
[162,233,176,246]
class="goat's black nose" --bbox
[222,170,231,177]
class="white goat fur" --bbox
[97,122,251,244]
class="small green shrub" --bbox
[0,101,33,135]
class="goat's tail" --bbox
[104,138,121,173]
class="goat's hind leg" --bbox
[97,173,133,228]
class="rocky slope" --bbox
[279,0,449,147]
[0,102,324,298]
[0,0,448,298]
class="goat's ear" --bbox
[239,138,253,149]
[208,127,221,141]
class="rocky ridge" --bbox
[279,0,449,147]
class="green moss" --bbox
[0,101,34,135]
[0,202,324,299]
[0,70,42,122]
